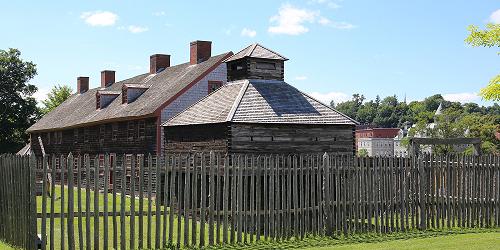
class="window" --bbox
[99,125,105,144]
[138,120,145,140]
[256,62,276,70]
[208,81,223,94]
[112,123,118,141]
[127,121,135,141]
[47,132,51,145]
[231,62,244,71]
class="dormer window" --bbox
[122,84,149,104]
[256,62,276,70]
[97,90,120,109]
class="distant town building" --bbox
[394,128,409,157]
[356,128,400,156]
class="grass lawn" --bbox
[35,185,222,249]
[302,232,500,250]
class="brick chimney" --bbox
[100,70,115,88]
[77,77,89,94]
[190,40,212,65]
[150,54,170,74]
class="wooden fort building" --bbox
[163,44,358,154]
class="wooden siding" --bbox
[30,117,158,156]
[227,58,284,82]
[164,122,355,155]
[164,123,229,153]
[229,123,355,154]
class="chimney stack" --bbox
[150,54,170,74]
[77,77,89,94]
[100,70,115,88]
[190,40,212,65]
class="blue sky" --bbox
[1,1,499,106]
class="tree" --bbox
[335,94,365,120]
[0,48,39,153]
[357,148,368,157]
[465,23,500,101]
[41,85,73,114]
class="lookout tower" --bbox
[225,43,288,82]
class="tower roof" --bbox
[225,43,288,62]
[435,102,443,116]
[163,79,357,127]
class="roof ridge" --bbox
[248,43,258,57]
[226,81,250,122]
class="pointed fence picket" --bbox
[0,153,499,249]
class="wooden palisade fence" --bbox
[0,155,37,250]
[0,153,499,249]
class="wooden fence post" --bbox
[419,155,427,230]
[323,153,332,236]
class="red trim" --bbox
[153,52,233,116]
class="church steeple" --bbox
[225,43,288,82]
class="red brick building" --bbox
[355,128,401,156]
[355,128,400,140]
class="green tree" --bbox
[0,48,39,153]
[41,85,73,114]
[356,100,378,124]
[465,23,500,101]
[373,95,401,128]
[334,94,365,120]
[357,148,368,157]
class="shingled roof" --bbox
[225,43,288,62]
[27,52,232,132]
[163,79,358,126]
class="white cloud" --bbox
[240,28,257,37]
[153,11,166,16]
[318,17,356,29]
[33,87,50,105]
[268,4,319,35]
[268,4,356,35]
[330,21,357,30]
[318,17,331,25]
[309,0,341,9]
[490,9,500,24]
[127,25,149,33]
[80,11,118,26]
[308,91,350,105]
[295,76,308,80]
[442,92,479,103]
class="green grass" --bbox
[205,229,500,250]
[0,241,18,250]
[36,185,223,249]
[17,187,500,249]
[304,232,500,249]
